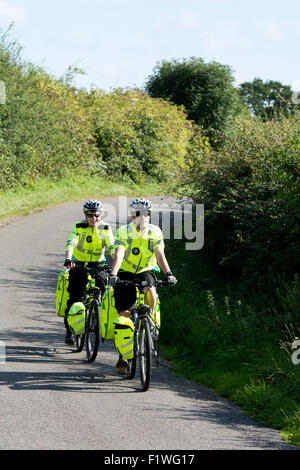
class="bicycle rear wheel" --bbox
[85,301,100,363]
[138,318,152,391]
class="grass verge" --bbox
[0,173,163,224]
[159,237,300,447]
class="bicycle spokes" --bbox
[86,303,100,363]
[138,318,152,391]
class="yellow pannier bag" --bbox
[101,286,119,340]
[56,267,70,317]
[67,302,86,335]
[114,316,134,360]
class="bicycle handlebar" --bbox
[84,264,95,274]
[115,278,171,288]
[80,264,173,288]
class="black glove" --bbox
[109,274,119,286]
[64,258,72,268]
[165,271,177,285]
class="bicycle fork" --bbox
[135,314,157,362]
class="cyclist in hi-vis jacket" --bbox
[63,199,114,345]
[110,198,177,375]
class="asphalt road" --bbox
[0,196,297,450]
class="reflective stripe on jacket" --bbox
[114,221,164,274]
[65,220,114,262]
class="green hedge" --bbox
[0,31,205,190]
[175,113,300,287]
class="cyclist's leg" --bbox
[89,262,109,296]
[63,317,74,344]
[64,265,88,344]
[113,272,136,374]
[144,286,157,312]
[114,271,137,317]
[137,271,158,313]
[66,265,88,312]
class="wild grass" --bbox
[159,237,300,447]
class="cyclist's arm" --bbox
[111,245,125,276]
[65,246,74,259]
[65,224,79,252]
[64,223,79,266]
[155,246,171,275]
[104,225,115,255]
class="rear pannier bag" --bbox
[56,267,70,317]
[67,302,85,335]
[101,286,119,340]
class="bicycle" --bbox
[116,278,169,392]
[70,263,105,362]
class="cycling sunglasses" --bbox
[86,213,101,218]
[135,210,151,217]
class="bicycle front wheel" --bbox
[85,301,100,363]
[152,328,159,368]
[126,337,137,380]
[138,318,152,391]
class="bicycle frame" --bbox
[73,264,103,361]
[131,290,158,365]
[116,278,169,391]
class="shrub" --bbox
[0,30,205,189]
[86,88,202,183]
[175,113,300,286]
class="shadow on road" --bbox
[0,340,140,394]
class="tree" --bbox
[238,78,295,120]
[145,57,240,145]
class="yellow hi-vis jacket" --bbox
[65,220,114,262]
[114,221,164,274]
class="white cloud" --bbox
[0,1,28,25]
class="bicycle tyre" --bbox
[85,301,100,363]
[74,334,85,352]
[126,336,137,380]
[138,318,152,391]
[152,330,159,368]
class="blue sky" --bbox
[0,0,300,91]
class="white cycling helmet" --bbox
[83,199,104,213]
[129,198,152,215]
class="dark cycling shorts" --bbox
[114,270,157,312]
[66,262,109,314]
